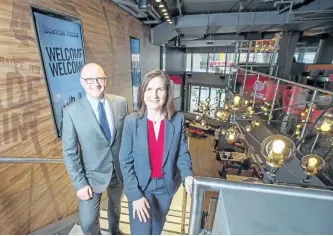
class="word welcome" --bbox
[45,47,84,77]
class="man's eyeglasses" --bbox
[82,77,106,84]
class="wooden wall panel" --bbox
[0,0,158,234]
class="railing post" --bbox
[252,74,260,106]
[189,181,205,235]
[180,189,187,234]
[310,133,320,153]
[241,69,248,96]
[227,65,232,89]
[233,68,238,93]
[299,90,317,139]
[268,79,280,124]
[275,65,279,77]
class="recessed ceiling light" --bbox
[168,21,172,24]
[159,3,164,7]
[165,16,169,19]
[163,12,168,15]
[156,0,161,2]
[162,9,167,12]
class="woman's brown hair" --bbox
[137,69,176,119]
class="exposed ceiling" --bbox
[112,0,333,47]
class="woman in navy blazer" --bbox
[120,69,193,235]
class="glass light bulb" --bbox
[320,121,331,132]
[228,134,235,140]
[308,157,318,168]
[272,140,285,154]
[234,96,240,104]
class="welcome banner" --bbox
[32,9,86,138]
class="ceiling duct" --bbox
[174,36,181,47]
[138,0,149,11]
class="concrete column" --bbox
[314,35,333,64]
[276,31,300,79]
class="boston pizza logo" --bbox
[253,81,265,92]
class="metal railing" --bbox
[188,177,333,235]
[230,65,333,143]
[0,157,63,164]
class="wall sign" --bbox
[130,37,141,110]
[32,7,86,138]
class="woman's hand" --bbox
[185,176,194,195]
[132,197,150,223]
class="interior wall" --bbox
[0,0,159,234]
[165,47,186,110]
[165,47,186,75]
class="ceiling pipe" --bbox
[150,5,161,20]
[112,0,148,17]
[176,0,183,17]
[274,0,304,7]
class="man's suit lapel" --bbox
[106,94,117,145]
[162,118,175,167]
[81,96,109,144]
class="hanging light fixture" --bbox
[245,125,252,132]
[260,134,295,184]
[229,94,243,111]
[301,154,325,183]
[301,154,325,176]
[244,106,254,118]
[225,126,240,142]
[315,113,333,134]
[261,134,295,168]
[215,109,230,122]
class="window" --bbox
[189,85,200,112]
[188,85,227,117]
[209,88,221,117]
[208,53,227,74]
[294,47,317,64]
[192,53,208,72]
[200,86,210,104]
[254,53,272,63]
[226,53,236,74]
[186,53,192,72]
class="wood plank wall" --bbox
[0,0,158,234]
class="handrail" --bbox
[0,157,64,164]
[235,66,333,95]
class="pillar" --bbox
[276,31,300,79]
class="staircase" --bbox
[69,187,191,235]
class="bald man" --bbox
[62,63,128,235]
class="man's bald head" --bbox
[81,63,106,79]
[80,63,107,99]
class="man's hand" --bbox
[132,197,150,223]
[77,185,93,200]
[185,176,194,195]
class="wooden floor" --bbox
[70,188,191,235]
[70,134,219,235]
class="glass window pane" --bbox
[254,53,271,63]
[200,86,210,105]
[226,53,236,74]
[192,53,208,72]
[186,53,192,72]
[209,88,220,117]
[189,85,200,112]
[303,52,316,64]
[208,53,226,73]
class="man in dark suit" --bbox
[62,63,128,234]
